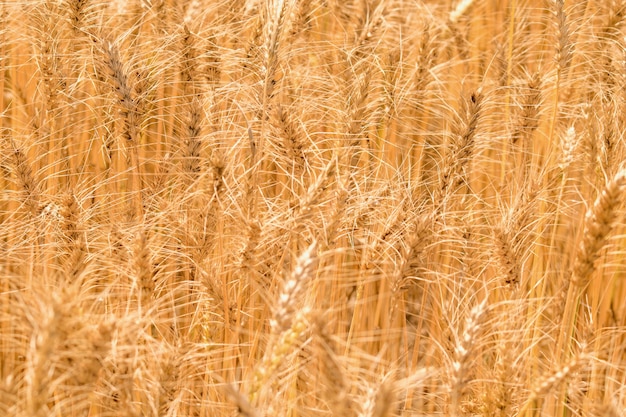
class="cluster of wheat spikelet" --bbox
[0,0,625,416]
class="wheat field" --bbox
[0,0,625,416]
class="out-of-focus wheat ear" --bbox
[344,61,372,139]
[262,0,290,89]
[287,0,312,38]
[455,89,483,167]
[511,71,542,146]
[437,89,483,208]
[410,22,438,110]
[179,23,200,98]
[183,0,202,26]
[249,243,317,405]
[242,11,264,75]
[342,61,373,172]
[572,169,626,288]
[449,0,475,24]
[255,0,292,159]
[519,353,587,414]
[158,344,182,416]
[449,298,488,417]
[390,212,435,296]
[94,36,145,218]
[98,322,143,417]
[274,103,306,179]
[133,228,154,316]
[400,367,434,414]
[10,145,40,215]
[564,348,591,416]
[263,0,291,73]
[492,226,521,287]
[68,320,113,389]
[26,318,54,417]
[65,0,92,36]
[321,175,349,251]
[489,339,515,416]
[59,191,88,281]
[249,309,311,406]
[550,124,583,253]
[288,160,334,234]
[503,182,540,287]
[558,125,580,173]
[25,290,71,417]
[311,314,352,416]
[599,106,618,176]
[352,0,384,54]
[96,37,139,142]
[208,151,226,197]
[181,96,203,180]
[271,241,318,333]
[548,0,573,145]
[60,191,80,243]
[359,377,396,417]
[32,2,65,118]
[379,49,401,127]
[238,216,262,275]
[591,398,623,417]
[553,0,573,75]
[222,381,261,417]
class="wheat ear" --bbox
[557,169,626,374]
[249,241,318,404]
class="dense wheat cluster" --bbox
[1,0,626,416]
